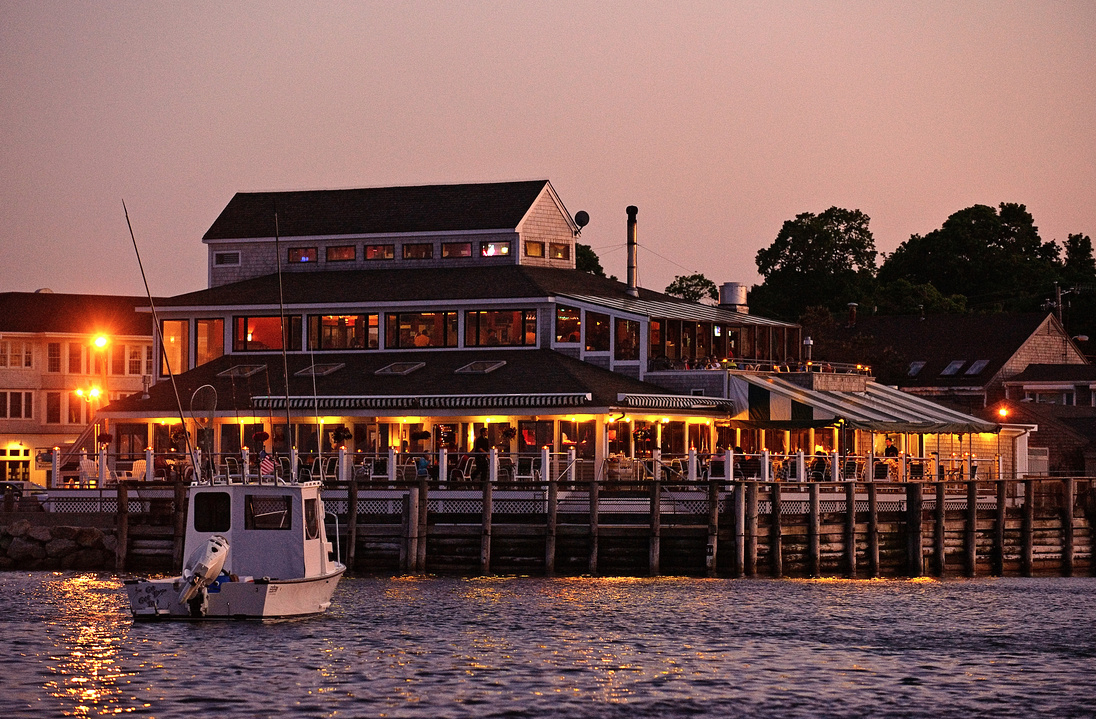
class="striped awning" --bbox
[728,374,998,433]
[616,393,735,412]
[251,392,592,411]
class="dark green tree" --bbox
[750,207,878,321]
[576,243,605,276]
[1062,233,1096,283]
[665,273,718,303]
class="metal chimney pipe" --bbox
[626,205,639,298]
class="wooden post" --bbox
[1062,477,1075,577]
[346,474,359,572]
[416,476,428,572]
[933,481,946,577]
[115,482,129,571]
[545,476,558,576]
[965,479,978,578]
[649,478,661,576]
[745,481,758,577]
[588,479,599,575]
[172,480,187,572]
[407,484,420,573]
[399,494,409,571]
[1021,479,1034,577]
[992,480,1006,576]
[845,480,857,579]
[480,478,492,575]
[867,481,879,578]
[906,482,923,577]
[733,481,746,578]
[770,482,783,578]
[808,482,820,578]
[706,480,719,577]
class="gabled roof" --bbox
[203,180,555,240]
[834,313,1055,388]
[0,292,156,336]
[1004,364,1096,384]
[101,349,724,417]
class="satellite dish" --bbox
[574,210,590,229]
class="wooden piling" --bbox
[906,482,923,577]
[745,481,758,577]
[115,482,129,571]
[992,480,1006,577]
[706,480,719,578]
[545,477,558,575]
[416,477,428,572]
[1021,479,1034,577]
[770,482,783,579]
[933,481,946,577]
[649,479,661,576]
[408,484,420,573]
[480,479,492,575]
[399,494,410,571]
[867,482,879,578]
[346,476,359,571]
[733,481,745,578]
[965,480,978,578]
[844,481,856,578]
[808,483,820,578]
[1062,477,1075,577]
[588,479,599,575]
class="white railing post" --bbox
[98,445,108,487]
[831,450,840,482]
[51,446,61,489]
[290,446,299,482]
[568,447,577,483]
[338,446,348,483]
[241,447,251,482]
[541,446,551,482]
[796,450,805,482]
[652,448,662,482]
[687,448,697,482]
[439,447,448,485]
[388,446,397,483]
[489,448,498,483]
[762,450,771,483]
[725,448,734,482]
[145,446,154,482]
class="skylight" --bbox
[295,363,345,377]
[908,361,926,377]
[375,361,425,376]
[216,365,266,378]
[455,360,507,375]
[940,360,966,376]
[964,359,990,376]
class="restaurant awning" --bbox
[727,374,999,434]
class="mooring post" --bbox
[1063,477,1075,577]
[770,481,783,578]
[407,483,420,573]
[733,481,746,578]
[845,480,857,579]
[934,481,946,577]
[417,474,428,573]
[480,476,493,575]
[589,477,600,575]
[346,471,359,572]
[906,481,924,577]
[867,481,880,578]
[706,479,719,577]
[115,481,129,571]
[808,482,821,578]
[649,477,661,576]
[1021,479,1034,577]
[965,480,978,578]
[399,493,409,571]
[745,481,758,577]
[992,480,1006,576]
[545,473,558,576]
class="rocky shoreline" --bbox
[0,519,116,570]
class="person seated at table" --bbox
[810,454,827,481]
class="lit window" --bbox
[556,306,581,343]
[480,241,510,257]
[288,247,317,263]
[365,244,395,261]
[525,241,545,258]
[442,242,472,258]
[549,242,570,260]
[402,243,433,260]
[326,245,356,262]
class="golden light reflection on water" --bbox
[42,573,139,716]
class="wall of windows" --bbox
[196,319,225,366]
[556,306,580,343]
[162,320,190,374]
[233,316,303,352]
[385,312,458,349]
[308,314,377,350]
[615,318,640,360]
[585,312,610,352]
[465,310,537,347]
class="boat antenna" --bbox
[273,206,295,477]
[123,200,201,482]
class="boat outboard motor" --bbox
[178,535,230,607]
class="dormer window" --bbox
[549,242,570,261]
[940,360,966,376]
[524,241,545,258]
[288,247,317,263]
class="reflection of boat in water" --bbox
[124,479,345,620]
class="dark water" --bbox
[1,573,1093,718]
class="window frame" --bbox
[325,245,356,262]
[287,247,318,263]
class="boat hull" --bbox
[125,565,345,620]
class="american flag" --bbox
[260,453,275,476]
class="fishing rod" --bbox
[123,200,202,483]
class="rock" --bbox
[101,534,117,553]
[7,519,31,537]
[51,526,78,540]
[27,525,53,543]
[46,537,79,557]
[74,527,104,548]
[8,536,47,563]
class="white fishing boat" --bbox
[124,478,345,620]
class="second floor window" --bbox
[586,312,610,352]
[0,341,32,369]
[442,242,472,258]
[326,245,356,262]
[365,244,395,260]
[556,306,581,343]
[465,310,537,347]
[308,314,377,350]
[480,241,510,257]
[0,391,33,419]
[47,343,61,373]
[403,243,433,260]
[234,316,303,352]
[385,312,457,349]
[162,320,190,375]
[525,241,545,258]
[549,243,570,260]
[196,319,225,366]
[288,247,317,263]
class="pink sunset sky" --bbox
[2,2,1093,299]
